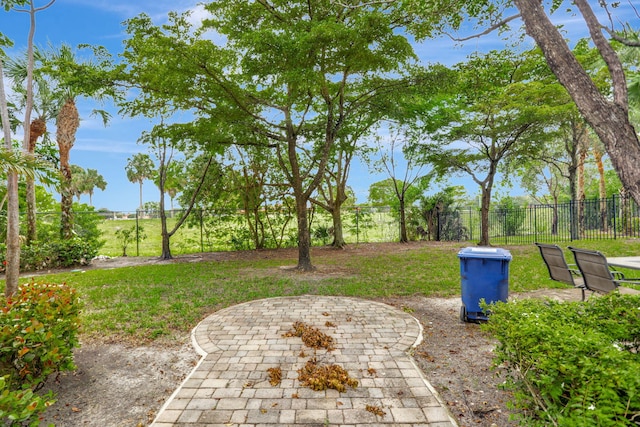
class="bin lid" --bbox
[457,247,512,260]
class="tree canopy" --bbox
[118,1,419,269]
[408,49,570,245]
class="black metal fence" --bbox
[435,195,640,245]
[9,195,640,256]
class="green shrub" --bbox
[0,282,81,425]
[0,238,101,273]
[53,238,100,267]
[312,226,331,245]
[0,375,54,426]
[483,294,640,426]
[114,225,146,257]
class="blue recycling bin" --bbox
[458,247,512,322]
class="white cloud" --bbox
[74,137,140,154]
[185,3,212,27]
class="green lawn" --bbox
[96,210,401,257]
[5,239,640,344]
[98,217,206,256]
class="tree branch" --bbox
[13,0,55,13]
[168,155,215,237]
[444,13,521,42]
[602,27,640,47]
[573,0,628,110]
[600,0,640,46]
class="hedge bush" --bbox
[483,294,640,426]
[0,282,81,425]
[0,237,100,273]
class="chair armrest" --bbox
[615,278,640,284]
[610,269,626,280]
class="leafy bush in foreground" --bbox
[483,294,640,426]
[0,282,81,425]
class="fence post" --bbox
[533,204,537,242]
[569,200,576,241]
[200,209,204,252]
[135,210,140,257]
[355,207,360,244]
[612,194,617,240]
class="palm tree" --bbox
[83,168,107,206]
[39,43,113,239]
[57,95,79,239]
[126,153,155,210]
[0,149,53,208]
[5,50,61,243]
[70,164,86,201]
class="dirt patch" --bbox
[34,242,580,426]
[379,295,517,427]
[40,341,198,427]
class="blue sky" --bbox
[1,0,634,211]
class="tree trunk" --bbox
[330,207,346,248]
[160,203,172,259]
[57,98,79,240]
[26,178,37,242]
[138,181,143,210]
[514,0,640,206]
[60,161,74,240]
[566,120,583,240]
[157,143,172,260]
[1,57,20,297]
[479,186,491,246]
[295,197,313,271]
[26,118,46,244]
[551,202,558,235]
[577,142,586,239]
[4,172,20,297]
[160,154,213,260]
[244,197,265,249]
[399,198,408,243]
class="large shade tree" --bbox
[370,126,433,243]
[513,0,640,205]
[408,49,568,245]
[400,0,640,207]
[139,124,221,260]
[119,1,418,270]
[312,119,372,249]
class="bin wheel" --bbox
[460,305,468,323]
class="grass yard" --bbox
[96,210,401,257]
[5,239,640,344]
[98,217,207,256]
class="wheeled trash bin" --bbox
[458,247,511,322]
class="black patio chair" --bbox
[535,242,586,301]
[568,246,640,295]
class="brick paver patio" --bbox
[151,295,458,426]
